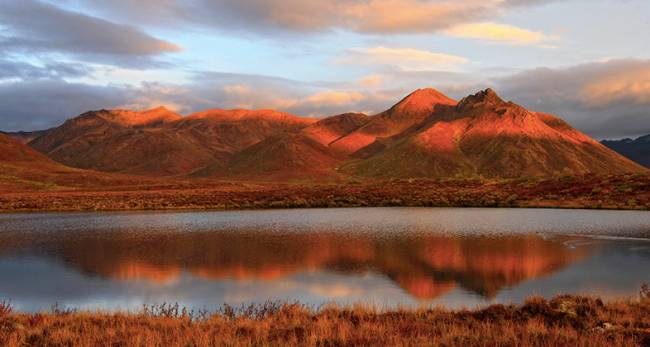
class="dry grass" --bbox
[0,173,649,212]
[1,295,649,346]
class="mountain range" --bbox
[1,88,646,183]
[602,134,650,168]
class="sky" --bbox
[0,0,649,139]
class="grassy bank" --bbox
[1,293,649,346]
[0,174,648,212]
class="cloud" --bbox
[495,59,650,138]
[0,59,93,81]
[0,71,393,131]
[68,0,552,35]
[187,75,386,117]
[116,83,189,112]
[358,75,384,89]
[187,60,650,138]
[579,63,650,107]
[303,91,366,107]
[350,68,487,98]
[3,59,648,140]
[0,0,180,68]
[338,47,470,71]
[443,22,551,46]
[218,83,299,111]
[500,0,561,6]
[336,0,493,34]
[0,80,130,131]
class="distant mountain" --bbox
[0,129,50,144]
[16,88,648,180]
[602,134,650,168]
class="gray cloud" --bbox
[0,0,180,68]
[0,59,93,80]
[0,80,129,131]
[494,59,650,139]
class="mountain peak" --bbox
[457,88,506,110]
[387,88,457,119]
[396,88,457,108]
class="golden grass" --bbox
[1,294,649,346]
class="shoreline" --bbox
[1,294,649,346]
[1,203,649,215]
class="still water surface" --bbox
[0,208,649,312]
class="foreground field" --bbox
[0,174,648,212]
[1,293,649,346]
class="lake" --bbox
[0,208,649,312]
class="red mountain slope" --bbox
[345,89,646,178]
[20,88,648,181]
[176,109,316,155]
[0,133,58,164]
[329,88,456,155]
[29,108,315,176]
[0,134,153,191]
[206,113,370,180]
[301,112,370,148]
[221,133,343,180]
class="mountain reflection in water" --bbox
[1,208,648,312]
[0,230,585,300]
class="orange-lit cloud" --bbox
[304,91,366,107]
[580,67,650,107]
[495,59,650,138]
[216,84,370,115]
[221,84,299,110]
[340,0,492,33]
[444,22,552,46]
[358,75,384,88]
[338,47,470,71]
[76,0,549,35]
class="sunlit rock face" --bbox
[345,88,646,178]
[21,88,645,181]
[0,230,586,300]
[329,88,457,155]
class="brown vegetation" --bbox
[0,173,648,212]
[0,295,649,346]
